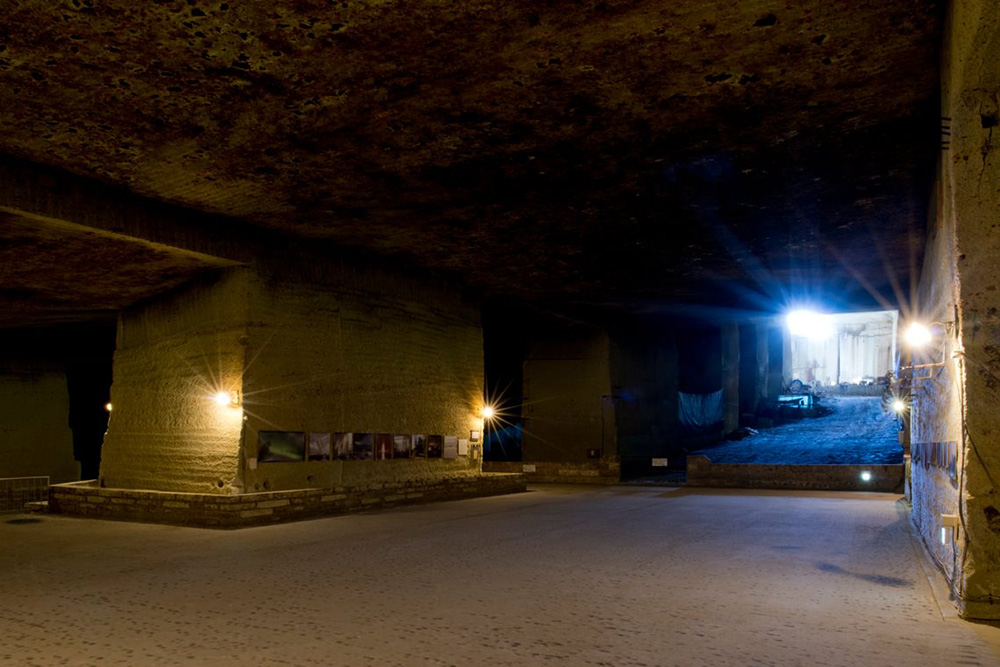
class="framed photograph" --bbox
[352,432,373,461]
[443,435,458,459]
[413,434,427,458]
[374,433,393,460]
[427,435,443,459]
[308,432,332,461]
[334,432,353,460]
[258,431,306,463]
[393,434,412,459]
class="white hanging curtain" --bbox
[678,390,724,432]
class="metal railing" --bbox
[0,476,49,513]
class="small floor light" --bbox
[940,514,959,545]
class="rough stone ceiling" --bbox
[0,210,238,328]
[0,0,942,317]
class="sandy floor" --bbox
[2,486,998,666]
[691,395,903,465]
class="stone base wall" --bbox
[686,455,904,492]
[483,461,620,485]
[50,473,525,528]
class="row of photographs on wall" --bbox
[258,431,477,463]
[911,440,958,487]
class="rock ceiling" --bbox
[0,0,942,323]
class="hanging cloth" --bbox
[678,390,724,432]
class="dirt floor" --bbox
[691,395,903,465]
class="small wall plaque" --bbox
[652,458,669,467]
[443,435,459,459]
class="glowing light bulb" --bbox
[481,406,495,419]
[892,399,905,413]
[904,322,933,348]
[786,310,833,340]
[213,391,239,407]
[105,402,113,412]
[860,471,872,482]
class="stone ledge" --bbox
[49,474,527,529]
[483,461,620,485]
[685,456,904,493]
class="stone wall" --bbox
[687,456,904,493]
[99,261,487,498]
[51,472,525,528]
[241,266,484,493]
[522,325,613,462]
[0,362,78,483]
[934,0,1000,620]
[609,323,680,471]
[903,0,1000,619]
[99,270,249,494]
[908,152,964,593]
[483,460,620,484]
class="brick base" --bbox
[482,460,620,485]
[50,473,526,528]
[686,455,904,492]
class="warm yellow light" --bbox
[892,399,906,413]
[904,322,933,348]
[481,405,495,419]
[105,402,113,412]
[213,391,239,407]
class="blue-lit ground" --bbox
[691,396,903,465]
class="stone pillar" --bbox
[100,264,485,496]
[721,323,740,434]
[766,323,786,398]
[99,270,250,493]
[0,362,79,483]
[522,327,612,462]
[756,321,770,402]
[943,0,1000,619]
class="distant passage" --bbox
[690,396,903,465]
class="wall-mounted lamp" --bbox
[901,321,955,373]
[213,390,241,408]
[105,402,113,412]
[903,322,933,348]
[860,471,873,482]
[481,405,496,420]
[891,399,907,414]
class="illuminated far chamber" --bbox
[903,322,933,348]
[786,310,833,340]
